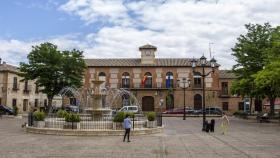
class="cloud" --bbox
[0,35,90,66]
[59,0,132,26]
[57,0,280,69]
[2,0,280,69]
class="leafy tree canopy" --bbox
[232,23,273,77]
[20,42,87,108]
[231,23,280,114]
[253,59,280,115]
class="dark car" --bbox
[65,105,79,113]
[194,107,222,115]
[0,105,14,115]
[163,108,184,114]
[163,107,194,114]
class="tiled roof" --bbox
[0,63,19,73]
[219,70,237,79]
[85,58,219,67]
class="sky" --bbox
[0,0,280,69]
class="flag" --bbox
[141,75,147,85]
[166,75,171,88]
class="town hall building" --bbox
[84,44,244,113]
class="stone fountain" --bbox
[89,73,111,119]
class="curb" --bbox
[25,126,164,136]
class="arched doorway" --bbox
[142,96,154,111]
[194,94,202,110]
[166,94,174,110]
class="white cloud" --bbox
[59,0,132,26]
[0,35,90,66]
[2,0,280,69]
[57,0,280,69]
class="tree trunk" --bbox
[47,96,53,113]
[249,97,253,114]
[269,97,275,116]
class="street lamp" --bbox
[191,55,217,131]
[159,98,164,126]
[177,77,191,120]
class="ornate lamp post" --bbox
[177,77,191,120]
[191,55,217,131]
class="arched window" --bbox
[98,72,106,77]
[122,72,130,88]
[143,72,152,88]
[165,72,173,88]
[193,72,202,88]
[98,72,106,85]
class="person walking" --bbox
[220,112,229,135]
[123,114,132,142]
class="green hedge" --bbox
[65,113,80,122]
[146,112,156,121]
[13,105,18,116]
[33,111,46,121]
[57,109,68,118]
[113,112,135,122]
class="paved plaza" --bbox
[0,116,280,158]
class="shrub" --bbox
[126,112,135,118]
[113,112,134,122]
[146,112,156,121]
[65,113,80,122]
[33,111,45,121]
[113,112,125,122]
[13,105,18,116]
[57,109,68,118]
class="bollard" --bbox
[133,115,135,130]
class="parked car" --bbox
[118,106,139,113]
[163,107,194,114]
[194,107,222,115]
[0,105,14,115]
[163,108,184,114]
[65,105,79,113]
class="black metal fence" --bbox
[156,113,162,126]
[32,113,148,130]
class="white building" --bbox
[0,60,47,113]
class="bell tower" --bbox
[139,44,157,64]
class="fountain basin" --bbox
[26,126,163,136]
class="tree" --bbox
[20,42,86,111]
[254,60,280,116]
[231,23,273,113]
[166,88,174,108]
[254,26,280,115]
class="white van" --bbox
[118,106,139,113]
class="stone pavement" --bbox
[0,116,280,158]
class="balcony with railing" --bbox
[193,84,202,89]
[121,82,171,90]
[12,84,19,91]
[23,85,32,94]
